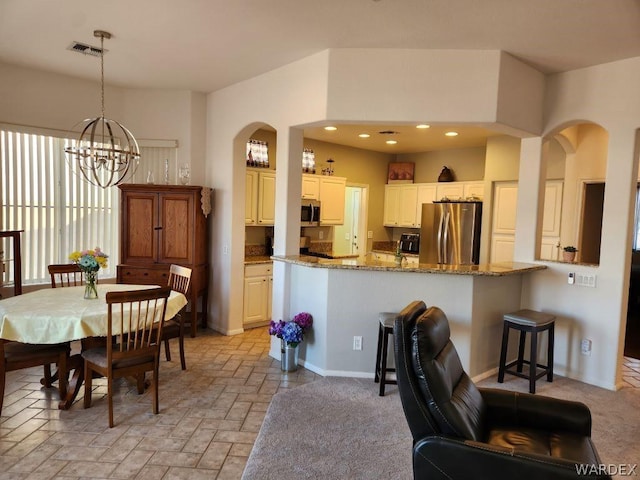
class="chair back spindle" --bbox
[48,264,84,288]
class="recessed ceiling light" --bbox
[324,126,337,131]
[445,131,458,137]
[358,133,370,138]
[386,140,398,145]
[416,124,430,129]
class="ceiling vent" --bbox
[378,130,399,135]
[67,41,107,57]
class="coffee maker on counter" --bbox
[399,233,420,254]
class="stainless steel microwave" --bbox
[301,200,321,226]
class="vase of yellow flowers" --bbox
[69,247,109,299]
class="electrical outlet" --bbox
[319,231,324,240]
[367,231,373,239]
[223,244,229,255]
[353,336,363,351]
[581,338,592,355]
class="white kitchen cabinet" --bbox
[405,255,420,266]
[246,168,276,226]
[463,181,485,200]
[383,184,420,227]
[415,184,437,227]
[257,170,276,225]
[436,183,465,201]
[383,185,401,226]
[243,263,273,326]
[319,176,346,225]
[385,181,484,228]
[302,174,320,200]
[245,170,259,224]
[399,185,419,227]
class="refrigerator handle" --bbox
[437,209,446,263]
[442,211,450,263]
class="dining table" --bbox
[0,283,188,409]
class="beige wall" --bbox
[398,146,486,183]
[303,138,393,243]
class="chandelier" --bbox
[65,30,140,188]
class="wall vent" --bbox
[67,41,107,57]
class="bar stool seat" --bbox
[498,309,555,394]
[374,312,398,396]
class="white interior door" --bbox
[333,185,366,256]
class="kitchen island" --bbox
[271,255,546,379]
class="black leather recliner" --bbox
[393,301,610,480]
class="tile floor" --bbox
[622,355,640,387]
[0,326,319,479]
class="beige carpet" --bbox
[242,375,640,479]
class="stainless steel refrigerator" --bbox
[419,201,482,265]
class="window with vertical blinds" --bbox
[0,126,178,285]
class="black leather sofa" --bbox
[393,301,610,479]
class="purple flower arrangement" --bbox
[269,312,313,347]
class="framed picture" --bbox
[387,162,415,183]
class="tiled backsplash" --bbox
[372,241,396,252]
[245,244,267,256]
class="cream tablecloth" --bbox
[0,284,188,344]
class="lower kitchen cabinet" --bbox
[243,263,273,327]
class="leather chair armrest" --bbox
[414,436,610,479]
[479,387,592,437]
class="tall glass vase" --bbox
[280,340,299,372]
[84,270,98,299]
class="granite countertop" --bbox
[244,255,273,265]
[371,249,419,258]
[271,255,547,276]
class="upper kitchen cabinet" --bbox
[463,181,485,200]
[302,174,320,200]
[384,184,420,227]
[257,170,276,225]
[117,184,210,337]
[416,184,438,227]
[319,176,346,225]
[436,182,465,201]
[246,168,276,226]
[245,170,259,223]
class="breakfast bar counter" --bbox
[271,255,546,379]
[272,255,545,276]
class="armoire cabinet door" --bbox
[159,192,194,264]
[121,191,159,264]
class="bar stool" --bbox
[498,309,555,394]
[374,312,398,396]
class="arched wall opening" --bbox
[538,122,608,265]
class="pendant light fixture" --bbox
[65,30,140,188]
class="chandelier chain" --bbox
[100,33,105,120]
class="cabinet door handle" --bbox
[154,226,163,230]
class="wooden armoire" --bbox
[117,184,210,337]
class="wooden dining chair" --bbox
[48,264,84,288]
[45,264,83,383]
[162,264,192,370]
[0,339,70,416]
[82,286,171,428]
